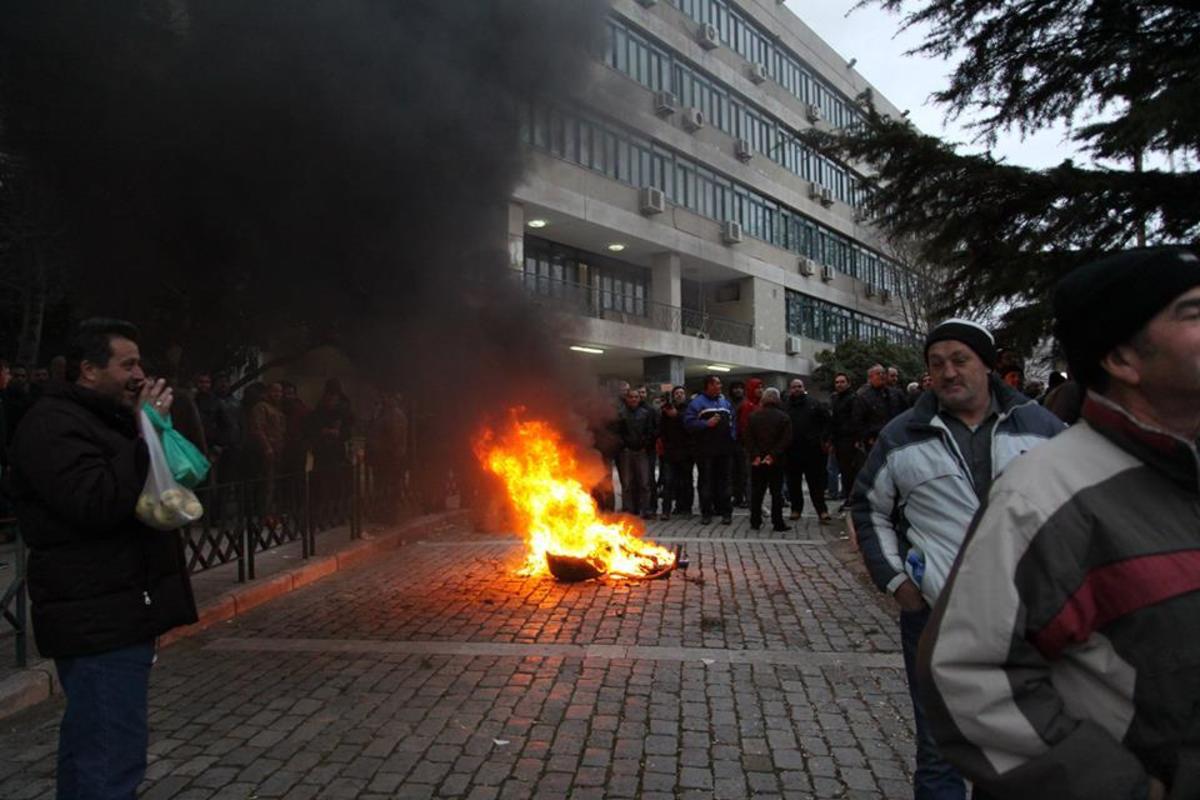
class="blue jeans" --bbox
[900,607,967,800]
[55,640,155,800]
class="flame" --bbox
[475,413,676,579]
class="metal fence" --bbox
[517,272,755,348]
[1,461,382,669]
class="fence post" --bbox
[303,469,314,558]
[243,482,256,581]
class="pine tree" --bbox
[812,0,1200,351]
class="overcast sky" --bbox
[788,1,1079,170]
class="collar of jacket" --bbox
[906,373,1031,430]
[43,381,138,436]
[1083,391,1200,493]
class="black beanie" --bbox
[1053,247,1200,387]
[924,319,997,367]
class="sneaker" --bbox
[660,512,671,521]
[700,515,712,525]
[720,515,733,525]
[788,511,801,520]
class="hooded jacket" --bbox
[9,383,198,657]
[850,374,1065,605]
[736,378,764,439]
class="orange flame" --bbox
[475,413,676,579]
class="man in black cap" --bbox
[851,317,1064,800]
[919,246,1200,800]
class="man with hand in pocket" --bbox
[849,319,1063,800]
[8,318,198,800]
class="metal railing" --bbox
[1,459,386,668]
[516,272,755,348]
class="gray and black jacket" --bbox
[850,375,1064,604]
[919,392,1200,799]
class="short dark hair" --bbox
[703,375,722,390]
[834,371,849,382]
[66,318,139,382]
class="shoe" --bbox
[819,513,833,525]
[788,511,801,520]
[837,502,849,514]
[772,524,791,532]
[749,523,761,531]
[700,515,712,525]
[720,515,732,525]
[660,512,671,521]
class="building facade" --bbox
[509,0,914,388]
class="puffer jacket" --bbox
[850,375,1064,604]
[684,392,735,457]
[9,383,198,658]
[920,392,1200,800]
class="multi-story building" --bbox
[508,0,914,389]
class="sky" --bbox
[787,1,1080,170]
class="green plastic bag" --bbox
[143,404,211,489]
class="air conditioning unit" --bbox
[805,103,822,124]
[880,288,892,304]
[654,90,678,117]
[639,186,666,215]
[748,63,769,84]
[698,23,720,49]
[864,283,877,298]
[798,257,815,277]
[682,107,705,132]
[721,220,743,244]
[854,208,871,224]
[821,265,834,282]
[819,187,834,207]
[786,335,803,355]
[808,181,824,201]
[734,138,753,162]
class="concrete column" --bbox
[650,252,682,333]
[751,276,788,355]
[507,203,525,271]
[643,355,685,390]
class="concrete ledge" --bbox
[0,509,469,721]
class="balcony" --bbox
[515,272,754,349]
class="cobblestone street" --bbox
[0,511,915,799]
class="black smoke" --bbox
[1,0,615,499]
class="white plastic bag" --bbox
[136,407,204,531]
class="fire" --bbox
[475,413,676,580]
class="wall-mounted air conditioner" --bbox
[654,91,677,117]
[798,257,815,277]
[819,187,834,207]
[880,288,892,304]
[682,107,705,132]
[734,139,753,162]
[821,265,834,282]
[786,335,803,355]
[721,220,743,244]
[698,23,720,49]
[808,181,824,201]
[805,103,822,124]
[854,208,871,224]
[639,186,666,215]
[864,283,877,298]
[748,64,769,84]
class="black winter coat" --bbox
[616,403,657,451]
[830,390,860,444]
[9,384,198,658]
[786,394,831,455]
[658,404,692,461]
[744,405,793,461]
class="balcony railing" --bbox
[516,272,754,348]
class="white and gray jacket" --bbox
[850,376,1065,605]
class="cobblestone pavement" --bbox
[0,508,916,799]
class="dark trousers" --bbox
[618,449,653,515]
[730,442,747,504]
[55,640,155,800]
[749,461,785,529]
[786,448,829,516]
[696,454,732,517]
[835,440,865,501]
[661,457,694,513]
[900,607,968,800]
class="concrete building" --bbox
[509,0,914,389]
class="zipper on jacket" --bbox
[143,590,152,606]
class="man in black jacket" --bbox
[616,386,657,518]
[785,378,833,524]
[744,387,793,531]
[657,386,693,519]
[830,372,863,514]
[9,318,198,800]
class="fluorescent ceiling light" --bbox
[527,219,548,229]
[705,364,732,372]
[606,243,626,252]
[570,345,605,355]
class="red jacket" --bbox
[736,378,764,438]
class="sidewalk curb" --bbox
[0,510,469,723]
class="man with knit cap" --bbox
[851,317,1064,800]
[919,247,1200,800]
